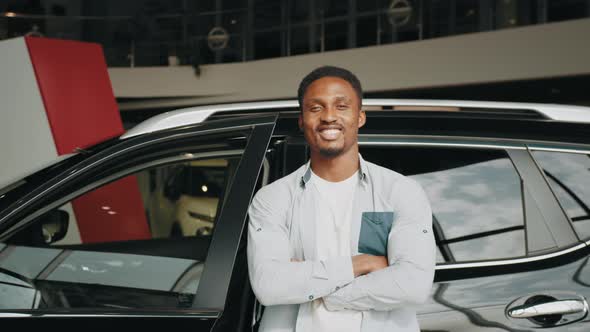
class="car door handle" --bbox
[507,299,587,319]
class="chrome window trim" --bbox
[0,149,243,241]
[436,242,587,270]
[358,137,527,150]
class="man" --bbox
[247,66,435,332]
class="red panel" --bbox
[71,175,151,243]
[25,36,123,155]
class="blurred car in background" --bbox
[163,159,227,237]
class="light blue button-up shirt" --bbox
[247,155,436,332]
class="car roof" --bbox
[121,99,590,139]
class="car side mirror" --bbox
[40,210,69,244]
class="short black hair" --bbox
[297,66,363,109]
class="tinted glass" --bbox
[254,30,283,59]
[357,15,378,47]
[357,0,380,13]
[454,0,479,34]
[362,147,525,263]
[424,0,451,37]
[324,20,348,51]
[322,0,349,18]
[223,0,247,10]
[290,26,310,55]
[547,0,589,22]
[532,150,590,239]
[289,0,310,23]
[254,0,282,29]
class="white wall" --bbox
[0,38,59,189]
[109,18,590,110]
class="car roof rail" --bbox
[121,99,590,139]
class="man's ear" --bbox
[358,109,366,128]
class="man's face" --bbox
[299,76,366,158]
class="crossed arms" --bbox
[246,179,436,311]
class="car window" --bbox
[0,155,240,311]
[361,146,525,264]
[531,150,590,240]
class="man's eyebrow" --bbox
[304,96,352,106]
[334,96,352,103]
[304,98,324,106]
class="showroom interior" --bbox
[1,0,589,128]
[1,1,590,329]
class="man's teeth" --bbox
[320,129,341,139]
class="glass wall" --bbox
[0,0,588,67]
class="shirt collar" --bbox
[300,154,368,188]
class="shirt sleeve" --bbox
[247,184,355,306]
[323,178,436,311]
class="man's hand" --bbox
[352,254,388,277]
[290,256,387,277]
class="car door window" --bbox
[531,150,590,240]
[0,154,240,311]
[361,146,525,263]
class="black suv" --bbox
[1,99,590,331]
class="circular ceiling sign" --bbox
[388,0,413,27]
[207,27,229,51]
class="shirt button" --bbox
[257,228,262,232]
[308,295,314,300]
[335,286,340,291]
[423,230,428,233]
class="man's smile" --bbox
[317,126,343,141]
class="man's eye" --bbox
[337,104,349,110]
[310,106,321,112]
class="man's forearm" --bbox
[248,187,357,306]
[351,254,388,277]
[323,258,434,311]
[249,254,355,306]
[324,224,436,311]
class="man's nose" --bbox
[320,105,338,122]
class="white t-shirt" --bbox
[310,170,362,332]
